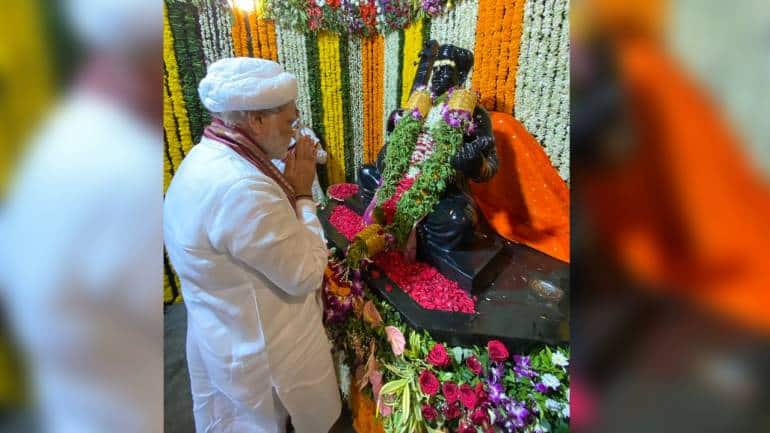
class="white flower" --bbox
[545,399,562,413]
[561,402,570,419]
[541,373,561,389]
[551,351,569,368]
[315,0,326,6]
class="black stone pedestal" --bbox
[318,200,569,352]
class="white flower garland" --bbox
[348,35,365,179]
[276,23,313,128]
[383,30,401,136]
[194,0,234,66]
[514,0,570,181]
[429,0,479,51]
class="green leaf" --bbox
[451,346,464,364]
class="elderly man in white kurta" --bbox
[164,57,341,433]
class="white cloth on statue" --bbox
[0,91,162,433]
[163,136,341,433]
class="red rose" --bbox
[327,0,341,7]
[475,382,488,406]
[471,407,490,426]
[459,384,478,409]
[427,343,450,368]
[487,340,509,362]
[467,356,482,375]
[458,423,476,433]
[442,381,460,404]
[443,403,461,420]
[418,370,440,396]
[421,404,438,422]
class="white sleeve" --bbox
[207,177,328,296]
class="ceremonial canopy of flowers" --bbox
[322,255,570,433]
[266,0,456,36]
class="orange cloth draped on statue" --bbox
[584,37,770,334]
[349,386,385,433]
[469,112,570,263]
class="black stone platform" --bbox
[345,195,505,293]
[319,200,569,352]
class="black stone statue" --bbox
[358,41,498,254]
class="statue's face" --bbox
[430,64,458,96]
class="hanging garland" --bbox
[163,4,193,162]
[348,35,365,177]
[339,36,356,182]
[277,23,314,126]
[383,30,401,137]
[515,0,570,181]
[318,31,348,185]
[399,18,423,107]
[268,0,452,36]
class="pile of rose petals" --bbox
[327,183,359,201]
[373,251,476,313]
[329,205,367,241]
[328,204,476,313]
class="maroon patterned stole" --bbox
[203,118,296,208]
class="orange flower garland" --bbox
[504,0,526,113]
[472,0,526,113]
[249,10,261,56]
[362,35,384,165]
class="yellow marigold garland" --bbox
[164,4,192,166]
[249,10,261,56]
[399,19,423,107]
[372,35,385,161]
[318,31,347,185]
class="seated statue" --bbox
[357,41,498,255]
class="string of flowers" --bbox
[163,4,193,163]
[339,36,357,182]
[428,0,478,53]
[399,18,423,107]
[168,1,211,148]
[383,30,401,136]
[514,0,569,181]
[276,23,314,126]
[348,35,365,177]
[319,31,348,185]
[395,28,406,108]
[267,0,454,36]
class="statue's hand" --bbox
[450,135,494,179]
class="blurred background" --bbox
[0,0,768,432]
[571,0,770,432]
[0,0,162,432]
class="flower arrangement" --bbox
[321,259,570,433]
[267,0,454,36]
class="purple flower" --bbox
[513,355,537,379]
[410,107,422,120]
[488,362,505,383]
[421,0,443,16]
[534,383,549,394]
[487,381,507,405]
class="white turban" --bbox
[198,58,298,113]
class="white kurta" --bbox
[164,137,341,433]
